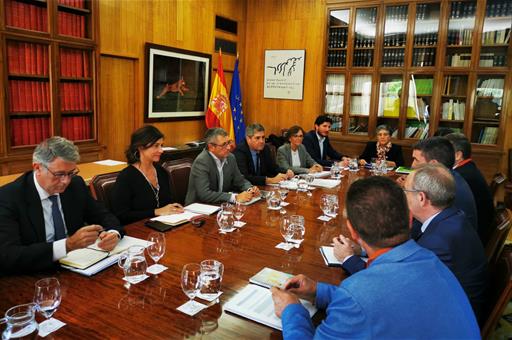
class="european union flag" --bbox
[230,58,246,144]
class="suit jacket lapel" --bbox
[60,189,74,232]
[206,151,221,191]
[25,173,47,242]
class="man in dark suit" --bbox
[409,137,478,231]
[0,137,124,275]
[185,128,259,205]
[233,123,293,186]
[303,115,348,167]
[446,133,495,247]
[336,164,487,321]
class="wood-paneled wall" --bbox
[98,0,246,161]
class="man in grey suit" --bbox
[185,128,260,205]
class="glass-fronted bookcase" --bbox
[323,0,511,154]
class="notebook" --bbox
[249,267,294,289]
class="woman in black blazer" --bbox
[111,125,184,224]
[359,125,404,167]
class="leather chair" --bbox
[490,172,507,204]
[485,208,511,271]
[89,171,120,211]
[162,158,193,205]
[481,250,512,338]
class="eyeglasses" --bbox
[44,165,80,179]
[209,140,232,149]
[403,188,421,194]
[292,134,304,138]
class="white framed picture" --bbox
[263,49,305,100]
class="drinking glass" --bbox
[349,158,359,172]
[233,201,246,226]
[280,216,293,246]
[200,260,224,299]
[320,194,338,218]
[267,191,281,210]
[297,175,308,192]
[305,174,315,196]
[0,303,38,340]
[181,263,201,301]
[118,245,148,284]
[147,232,166,264]
[278,182,289,201]
[288,215,305,246]
[330,163,341,179]
[34,277,61,320]
[217,209,235,233]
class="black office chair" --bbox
[89,171,120,211]
[162,159,193,205]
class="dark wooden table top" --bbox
[0,170,381,339]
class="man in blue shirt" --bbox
[270,176,480,339]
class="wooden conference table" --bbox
[0,171,377,339]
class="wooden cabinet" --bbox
[0,0,99,172]
[324,0,511,154]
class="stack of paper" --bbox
[60,236,152,276]
[311,171,331,178]
[224,284,317,331]
[310,179,341,189]
[150,203,220,226]
[319,246,343,267]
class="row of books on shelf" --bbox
[325,75,345,94]
[412,78,433,96]
[325,94,344,114]
[58,11,87,38]
[404,123,429,139]
[485,1,512,17]
[5,0,48,32]
[62,116,92,141]
[449,1,476,19]
[58,0,87,9]
[447,29,473,46]
[416,4,437,21]
[441,99,465,120]
[327,114,343,132]
[350,76,372,93]
[479,53,507,67]
[443,76,467,96]
[477,127,498,145]
[482,28,511,45]
[11,117,50,147]
[59,82,92,112]
[8,80,50,113]
[477,78,505,96]
[60,49,91,78]
[349,96,371,116]
[7,41,49,76]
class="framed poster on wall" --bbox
[145,43,211,121]
[263,49,305,100]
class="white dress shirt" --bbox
[208,151,237,203]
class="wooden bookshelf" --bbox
[324,0,511,150]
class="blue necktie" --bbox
[48,195,66,241]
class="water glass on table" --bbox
[118,245,148,284]
[233,201,246,227]
[348,158,359,172]
[147,231,166,264]
[199,259,224,300]
[288,215,306,247]
[34,277,61,320]
[217,209,235,233]
[278,182,289,200]
[181,263,201,301]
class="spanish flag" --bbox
[205,50,234,140]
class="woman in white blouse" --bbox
[277,125,323,174]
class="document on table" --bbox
[310,179,341,189]
[150,211,201,226]
[249,267,294,289]
[240,196,261,206]
[224,284,317,331]
[184,203,220,215]
[60,236,152,275]
[311,171,331,178]
[93,159,126,166]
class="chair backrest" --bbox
[266,142,277,165]
[89,171,120,211]
[490,172,507,202]
[485,208,512,269]
[161,159,193,205]
[481,250,512,338]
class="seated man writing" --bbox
[270,176,479,339]
[0,137,124,275]
[185,128,259,205]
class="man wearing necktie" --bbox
[0,137,124,275]
[234,123,294,186]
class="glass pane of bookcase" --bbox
[412,3,440,67]
[6,40,51,147]
[471,75,505,144]
[439,75,468,133]
[404,75,432,139]
[480,0,512,67]
[57,0,91,39]
[377,75,401,137]
[446,1,477,67]
[353,7,377,67]
[4,0,48,32]
[325,74,345,132]
[349,75,372,135]
[327,9,350,68]
[382,5,408,68]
